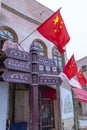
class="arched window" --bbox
[32,39,47,57]
[0,26,18,49]
[0,29,15,42]
[52,47,63,71]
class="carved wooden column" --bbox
[29,43,39,130]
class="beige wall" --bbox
[77,56,87,78]
[1,0,68,58]
[77,56,87,69]
[2,0,53,24]
[0,6,57,57]
[0,0,1,17]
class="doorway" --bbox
[39,89,54,130]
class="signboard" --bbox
[38,55,60,75]
[38,55,56,66]
[38,74,62,85]
[38,64,60,75]
[4,48,31,61]
[4,58,31,72]
[2,71,31,84]
[2,48,62,86]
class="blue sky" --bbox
[36,0,87,61]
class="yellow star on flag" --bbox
[37,8,70,53]
[53,16,59,24]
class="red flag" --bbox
[42,88,56,100]
[37,8,70,53]
[72,87,87,103]
[76,69,87,87]
[63,55,77,79]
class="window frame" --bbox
[52,46,64,71]
[32,39,47,57]
[0,26,18,50]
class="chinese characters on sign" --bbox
[2,48,62,85]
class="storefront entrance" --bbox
[39,89,54,130]
[8,84,55,130]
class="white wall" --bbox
[0,82,9,130]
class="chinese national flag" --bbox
[63,55,77,79]
[76,69,87,87]
[37,8,70,53]
[72,87,87,103]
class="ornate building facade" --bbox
[0,0,74,130]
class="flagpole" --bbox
[18,29,36,45]
[18,7,62,46]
